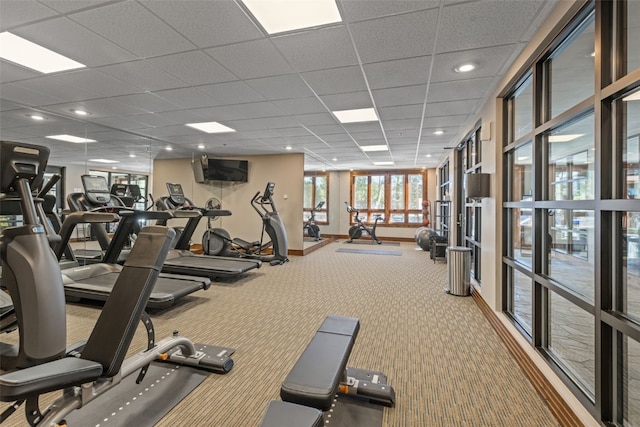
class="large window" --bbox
[303,173,328,223]
[502,2,640,424]
[349,170,426,226]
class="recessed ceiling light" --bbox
[89,158,119,164]
[72,109,89,116]
[241,0,341,34]
[373,161,394,166]
[360,145,388,152]
[548,134,585,142]
[186,121,236,133]
[197,144,205,149]
[333,108,378,124]
[426,154,432,158]
[590,51,596,57]
[111,166,117,170]
[129,154,136,158]
[332,157,338,161]
[623,90,640,102]
[28,114,45,120]
[285,145,292,150]
[433,130,444,135]
[165,147,173,151]
[454,63,476,73]
[46,134,96,143]
[518,156,529,161]
[0,32,85,74]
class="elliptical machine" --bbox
[303,201,324,241]
[344,202,384,244]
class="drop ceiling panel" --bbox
[90,116,148,130]
[0,60,45,83]
[319,92,371,111]
[190,105,247,122]
[39,1,116,14]
[109,93,183,114]
[0,0,57,30]
[271,98,327,115]
[294,113,338,127]
[0,83,65,106]
[69,1,194,58]
[14,17,137,67]
[349,8,438,64]
[50,69,142,98]
[301,66,368,95]
[378,104,424,121]
[45,99,147,118]
[154,88,221,109]
[271,26,358,72]
[427,78,493,102]
[343,122,382,133]
[230,102,284,119]
[206,39,293,80]
[97,61,189,92]
[363,56,431,89]
[276,127,313,137]
[129,113,178,128]
[198,81,266,104]
[425,99,479,117]
[306,124,349,135]
[437,0,546,53]
[430,45,515,83]
[14,77,99,103]
[423,115,469,128]
[148,51,237,86]
[340,0,440,22]
[141,0,263,48]
[372,85,427,108]
[245,75,314,100]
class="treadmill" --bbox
[53,176,212,309]
[155,183,262,280]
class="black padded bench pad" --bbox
[280,315,360,411]
[259,401,323,427]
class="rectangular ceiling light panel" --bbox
[0,32,85,74]
[46,134,96,143]
[373,161,394,166]
[333,108,378,124]
[186,122,236,133]
[548,134,585,142]
[360,145,388,152]
[89,159,119,163]
[242,0,342,34]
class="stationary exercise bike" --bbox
[303,201,324,241]
[344,202,384,244]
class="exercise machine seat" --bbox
[259,401,323,427]
[280,315,359,411]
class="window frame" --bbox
[303,172,329,225]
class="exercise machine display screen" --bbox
[166,182,185,205]
[82,175,110,193]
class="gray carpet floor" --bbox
[1,242,560,426]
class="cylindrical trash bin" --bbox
[446,246,472,296]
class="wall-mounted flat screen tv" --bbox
[207,158,249,183]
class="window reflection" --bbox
[623,88,640,200]
[623,336,640,426]
[513,75,533,140]
[547,209,594,302]
[513,268,532,335]
[548,291,595,397]
[512,208,532,268]
[622,212,640,321]
[626,0,640,73]
[547,14,595,119]
[548,114,595,201]
[512,142,532,202]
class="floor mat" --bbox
[64,361,209,426]
[336,248,402,256]
[343,240,401,246]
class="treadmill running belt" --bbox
[62,272,207,309]
[162,252,261,279]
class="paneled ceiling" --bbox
[0,0,558,172]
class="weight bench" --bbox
[261,315,395,426]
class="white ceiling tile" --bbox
[379,104,424,121]
[271,25,358,72]
[198,81,266,104]
[190,105,247,122]
[206,39,293,79]
[0,100,24,111]
[230,101,284,119]
[372,85,427,108]
[350,8,438,63]
[427,78,493,103]
[305,124,345,135]
[437,0,547,53]
[50,69,142,97]
[148,51,236,86]
[275,127,312,137]
[271,98,327,115]
[14,17,136,67]
[90,116,148,130]
[0,82,64,106]
[39,1,116,14]
[423,115,469,128]
[0,0,57,30]
[301,66,367,95]
[45,98,147,118]
[128,113,179,128]
[70,1,194,57]
[154,88,221,109]
[363,56,431,89]
[425,99,479,117]
[341,1,440,22]
[245,75,313,100]
[0,60,43,83]
[343,123,382,133]
[15,76,100,103]
[320,91,371,110]
[141,0,263,48]
[294,113,337,126]
[97,61,186,91]
[109,93,182,114]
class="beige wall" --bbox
[153,153,304,251]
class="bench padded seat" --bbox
[280,315,359,411]
[259,401,323,427]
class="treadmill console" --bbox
[166,182,186,206]
[261,182,275,202]
[82,175,111,206]
[110,183,128,197]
